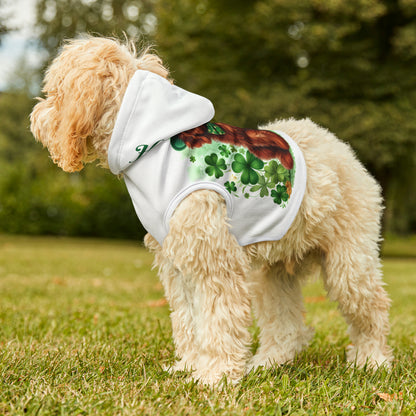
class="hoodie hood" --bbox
[108,70,215,174]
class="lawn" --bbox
[0,234,415,415]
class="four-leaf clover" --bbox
[205,153,226,178]
[231,151,264,185]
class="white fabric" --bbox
[108,70,215,174]
[108,70,307,246]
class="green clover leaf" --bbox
[250,175,275,197]
[224,181,237,193]
[271,184,289,205]
[206,122,225,135]
[230,145,238,153]
[219,145,231,157]
[265,160,290,184]
[205,153,226,178]
[231,151,265,185]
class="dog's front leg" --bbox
[163,190,252,385]
[145,233,199,372]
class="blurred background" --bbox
[0,0,415,241]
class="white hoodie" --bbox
[108,70,306,246]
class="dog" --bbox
[30,36,393,385]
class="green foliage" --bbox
[0,91,144,239]
[0,0,415,236]
[0,162,145,239]
[155,0,416,233]
[35,0,155,55]
[0,0,11,43]
[0,235,416,414]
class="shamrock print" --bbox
[219,145,231,157]
[271,184,289,205]
[250,175,275,197]
[170,134,295,208]
[231,151,264,185]
[224,181,237,193]
[206,122,225,135]
[205,153,227,178]
[264,160,290,184]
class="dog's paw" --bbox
[346,344,393,370]
[248,327,314,373]
[246,352,292,374]
[164,359,194,374]
[191,369,241,387]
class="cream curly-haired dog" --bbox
[30,36,392,385]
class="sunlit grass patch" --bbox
[0,234,415,415]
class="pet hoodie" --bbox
[108,70,306,246]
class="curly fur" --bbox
[30,36,169,172]
[30,36,393,386]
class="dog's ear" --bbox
[30,37,133,172]
[30,70,99,172]
[30,37,171,172]
[33,67,109,172]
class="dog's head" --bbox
[30,36,169,172]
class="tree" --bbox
[0,0,11,44]
[0,0,154,239]
[35,0,156,56]
[0,88,145,239]
[17,0,416,235]
[0,0,151,239]
[155,0,416,233]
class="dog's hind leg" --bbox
[322,241,393,368]
[248,262,314,371]
[163,190,252,385]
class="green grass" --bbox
[382,234,416,258]
[0,234,415,415]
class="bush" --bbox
[0,162,145,240]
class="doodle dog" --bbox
[30,36,392,385]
